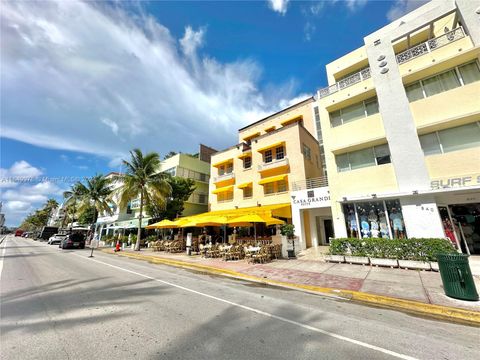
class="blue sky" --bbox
[0,0,426,225]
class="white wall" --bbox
[400,195,445,238]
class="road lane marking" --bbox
[0,236,8,280]
[75,253,419,360]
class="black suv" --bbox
[60,233,86,249]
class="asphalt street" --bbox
[1,235,479,360]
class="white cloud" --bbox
[304,22,316,42]
[387,0,429,21]
[1,160,43,178]
[267,0,290,15]
[1,1,303,161]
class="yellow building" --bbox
[294,0,480,255]
[208,97,323,246]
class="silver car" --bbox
[47,234,67,245]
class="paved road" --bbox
[1,235,479,360]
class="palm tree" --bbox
[77,174,113,229]
[115,149,172,251]
[63,183,85,229]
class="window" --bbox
[277,180,287,192]
[275,146,284,160]
[302,144,311,160]
[264,150,273,163]
[198,193,207,204]
[243,187,252,199]
[336,144,391,172]
[405,61,480,102]
[226,163,233,174]
[329,97,379,127]
[164,167,176,176]
[218,192,233,202]
[419,122,480,155]
[264,182,275,195]
[243,156,252,169]
[458,62,480,85]
[199,173,207,182]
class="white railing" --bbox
[258,157,289,172]
[396,27,465,65]
[213,172,235,183]
[318,67,371,99]
[292,176,329,191]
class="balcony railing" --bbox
[318,67,371,99]
[292,176,329,191]
[396,27,465,65]
[258,157,289,172]
[213,172,235,183]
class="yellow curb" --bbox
[101,249,480,325]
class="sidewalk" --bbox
[102,247,480,324]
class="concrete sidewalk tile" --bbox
[367,268,422,285]
[424,288,480,311]
[322,264,370,279]
[419,271,444,287]
[288,261,333,273]
[360,279,428,303]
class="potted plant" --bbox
[325,238,346,263]
[369,238,398,268]
[344,238,370,265]
[397,238,430,270]
[280,224,296,259]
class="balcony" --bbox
[213,172,235,183]
[257,157,289,172]
[318,68,371,99]
[292,176,329,191]
[396,27,465,65]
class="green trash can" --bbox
[437,253,479,301]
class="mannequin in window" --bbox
[379,211,389,238]
[389,207,404,239]
[369,207,379,232]
[360,210,370,237]
[347,209,357,237]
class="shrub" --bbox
[280,224,295,239]
[328,238,455,261]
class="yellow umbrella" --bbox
[146,219,177,229]
[228,214,267,241]
[261,216,285,226]
[195,216,228,227]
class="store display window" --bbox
[343,199,407,239]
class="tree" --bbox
[78,205,96,225]
[146,176,196,221]
[63,183,86,228]
[115,149,172,251]
[163,151,177,160]
[76,174,113,228]
[19,198,59,231]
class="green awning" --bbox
[114,218,151,228]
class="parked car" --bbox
[60,233,86,249]
[48,234,67,245]
[15,229,24,237]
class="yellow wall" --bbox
[425,147,480,180]
[325,46,368,85]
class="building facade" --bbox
[294,0,480,255]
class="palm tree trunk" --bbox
[135,191,143,251]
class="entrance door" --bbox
[448,203,480,255]
[323,219,334,244]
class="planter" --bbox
[430,262,439,271]
[398,260,431,270]
[345,256,370,265]
[287,249,296,259]
[325,254,345,263]
[370,258,398,268]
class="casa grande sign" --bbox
[291,188,331,209]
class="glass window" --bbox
[385,199,406,239]
[356,201,389,239]
[277,180,287,193]
[336,153,350,172]
[264,150,273,163]
[198,194,206,204]
[275,146,285,160]
[243,156,252,169]
[374,144,391,165]
[303,144,311,160]
[422,75,443,97]
[218,166,225,176]
[438,122,480,153]
[349,148,375,170]
[458,62,480,85]
[438,70,460,92]
[365,98,379,116]
[330,110,342,127]
[419,133,442,155]
[264,182,274,195]
[226,163,233,174]
[243,187,252,199]
[341,102,365,124]
[342,204,358,238]
[199,173,207,182]
[405,82,424,102]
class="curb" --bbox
[101,249,480,326]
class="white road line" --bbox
[75,253,419,360]
[0,236,8,280]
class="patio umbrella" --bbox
[146,219,177,229]
[227,214,267,241]
[261,216,285,226]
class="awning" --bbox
[237,152,252,159]
[281,115,302,126]
[256,141,285,152]
[212,158,233,167]
[212,185,234,194]
[114,218,151,229]
[258,174,287,185]
[237,182,252,189]
[242,132,260,141]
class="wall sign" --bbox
[291,187,331,210]
[431,175,480,190]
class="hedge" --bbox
[329,238,456,262]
